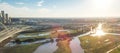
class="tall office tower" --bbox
[5,13,9,24]
[0,13,1,17]
[0,13,2,22]
[1,11,4,18]
[1,11,6,24]
[9,17,11,23]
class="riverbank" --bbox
[79,34,120,53]
[3,43,42,53]
[1,39,52,53]
[1,28,88,53]
[15,29,87,43]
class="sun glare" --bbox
[91,23,105,37]
[92,0,113,9]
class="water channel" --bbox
[5,31,91,53]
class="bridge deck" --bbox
[0,26,30,47]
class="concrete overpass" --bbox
[0,26,31,47]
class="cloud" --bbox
[1,0,120,18]
[37,0,44,6]
[0,2,51,17]
[38,8,51,13]
[0,2,8,4]
[53,5,57,9]
[62,0,120,17]
[16,2,24,5]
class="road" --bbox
[0,26,30,43]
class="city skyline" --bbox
[0,0,120,18]
[0,11,11,24]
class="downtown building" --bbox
[0,10,11,24]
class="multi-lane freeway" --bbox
[0,26,30,47]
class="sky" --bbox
[0,0,120,18]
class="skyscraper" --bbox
[0,13,1,17]
[5,13,9,24]
[0,10,11,24]
[1,11,6,24]
[9,17,11,23]
[1,11,4,18]
[0,13,2,22]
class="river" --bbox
[33,37,84,53]
[5,30,91,53]
[33,32,91,53]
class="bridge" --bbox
[0,23,31,47]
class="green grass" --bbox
[110,46,120,53]
[110,48,120,53]
[3,43,41,53]
[79,34,120,53]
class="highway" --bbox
[0,26,30,43]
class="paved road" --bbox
[0,26,30,43]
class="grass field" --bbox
[110,48,120,53]
[3,43,42,53]
[79,34,120,53]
